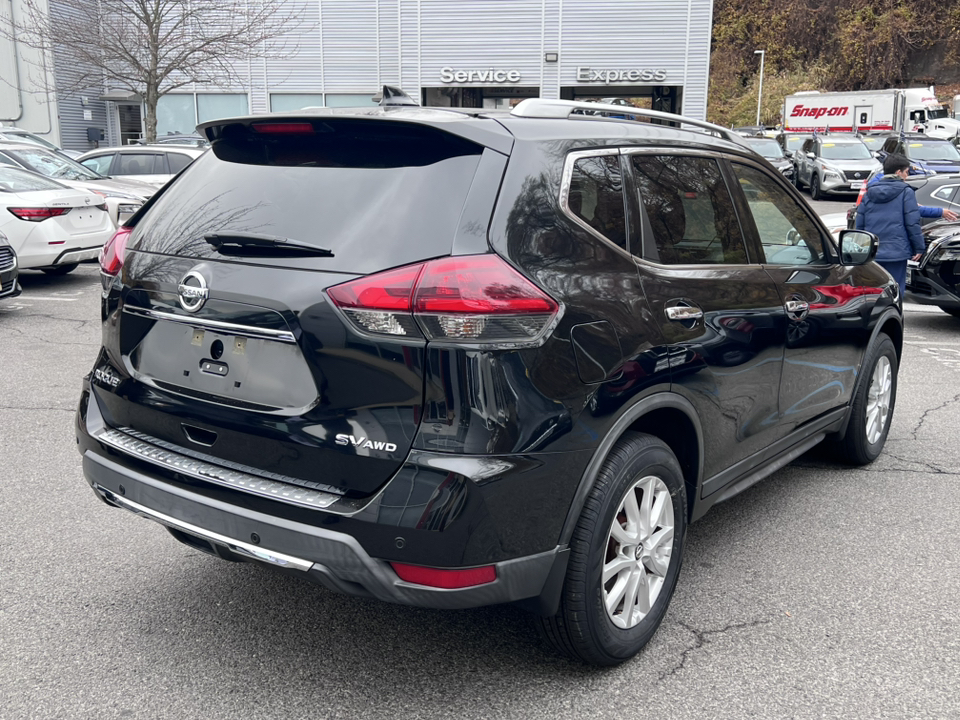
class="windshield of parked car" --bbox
[820,141,871,160]
[9,147,104,181]
[784,136,808,152]
[0,166,69,192]
[906,141,960,161]
[746,138,785,159]
[2,131,61,152]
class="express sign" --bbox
[790,104,850,119]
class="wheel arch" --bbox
[558,393,703,547]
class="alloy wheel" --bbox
[602,474,675,629]
[865,356,892,445]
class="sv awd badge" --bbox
[335,434,398,453]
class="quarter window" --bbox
[631,155,747,265]
[567,155,628,250]
[166,153,193,174]
[732,163,828,265]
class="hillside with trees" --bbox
[708,0,960,126]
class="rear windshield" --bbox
[131,120,485,272]
[0,166,69,192]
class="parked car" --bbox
[0,231,21,299]
[0,166,113,273]
[76,146,205,189]
[742,136,795,182]
[876,134,960,176]
[906,220,960,317]
[795,135,881,199]
[0,125,82,158]
[845,172,960,231]
[77,95,902,666]
[0,143,155,227]
[775,132,812,185]
[135,134,210,148]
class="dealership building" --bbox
[2,0,715,151]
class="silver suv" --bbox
[796,135,880,200]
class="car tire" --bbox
[835,335,897,465]
[810,174,822,201]
[40,263,79,276]
[537,432,687,666]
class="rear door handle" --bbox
[665,306,704,322]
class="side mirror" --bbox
[784,150,794,158]
[838,229,878,265]
[805,152,816,159]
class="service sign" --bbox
[440,67,522,84]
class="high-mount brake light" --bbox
[8,207,70,222]
[327,254,560,343]
[251,122,315,134]
[390,562,497,589]
[100,226,133,277]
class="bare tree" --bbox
[1,0,304,142]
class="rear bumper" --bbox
[76,379,585,610]
[83,451,558,609]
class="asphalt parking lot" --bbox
[1,257,958,719]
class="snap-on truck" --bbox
[783,88,960,138]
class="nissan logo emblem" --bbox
[177,270,209,312]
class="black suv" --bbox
[76,93,903,666]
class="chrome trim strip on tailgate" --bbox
[122,305,297,343]
[97,427,343,510]
[94,485,314,571]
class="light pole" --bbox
[755,49,765,127]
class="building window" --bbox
[156,93,249,137]
[324,94,376,108]
[270,94,325,112]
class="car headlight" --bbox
[822,165,843,179]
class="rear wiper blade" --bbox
[204,232,334,258]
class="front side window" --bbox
[632,154,747,265]
[81,154,115,175]
[566,155,627,250]
[732,163,828,265]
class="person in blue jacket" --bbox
[856,154,925,296]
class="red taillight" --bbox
[390,562,497,589]
[251,122,315,134]
[8,207,70,222]
[99,226,133,277]
[327,255,560,344]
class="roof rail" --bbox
[509,99,745,145]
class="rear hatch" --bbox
[97,114,510,498]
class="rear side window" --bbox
[130,120,486,273]
[166,153,193,173]
[117,154,162,175]
[81,154,114,175]
[631,155,747,265]
[566,155,627,250]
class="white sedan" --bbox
[0,167,114,274]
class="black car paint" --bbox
[906,220,960,312]
[77,107,902,612]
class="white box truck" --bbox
[783,88,960,138]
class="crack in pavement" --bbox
[911,393,960,442]
[658,618,772,681]
[0,405,75,413]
